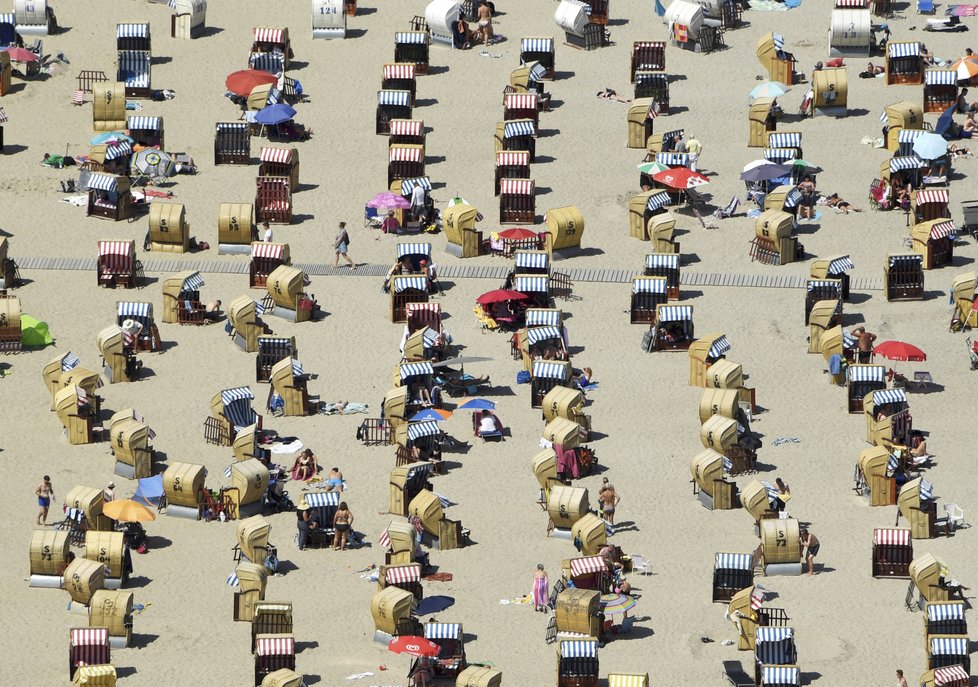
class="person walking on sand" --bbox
[532,563,550,612]
[895,670,909,687]
[476,0,493,45]
[36,475,54,525]
[801,529,820,576]
[334,221,354,268]
[686,135,702,172]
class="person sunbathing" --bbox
[291,449,318,481]
[325,467,344,492]
[825,193,863,214]
[865,62,885,76]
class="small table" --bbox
[912,371,934,391]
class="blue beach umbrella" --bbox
[912,133,948,161]
[255,103,297,125]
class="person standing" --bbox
[262,221,273,242]
[773,477,790,512]
[334,221,354,268]
[801,530,820,576]
[686,135,702,172]
[895,670,909,687]
[599,481,621,525]
[532,563,550,612]
[295,500,320,550]
[36,476,54,525]
[333,502,354,550]
[851,326,877,363]
[476,0,493,45]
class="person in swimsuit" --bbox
[825,193,862,214]
[325,467,344,492]
[476,0,493,45]
[291,449,318,482]
[36,475,54,525]
[801,530,820,576]
[598,482,621,525]
[333,502,353,550]
[896,670,909,687]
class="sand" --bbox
[2,0,977,684]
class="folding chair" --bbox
[713,196,741,219]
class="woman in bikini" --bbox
[598,484,621,525]
[333,502,354,550]
[291,449,318,482]
[476,1,493,45]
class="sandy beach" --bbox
[2,0,977,685]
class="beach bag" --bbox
[299,297,314,311]
[264,552,280,573]
[516,370,530,384]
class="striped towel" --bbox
[226,571,239,587]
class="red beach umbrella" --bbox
[652,167,710,190]
[3,47,38,63]
[388,636,441,658]
[497,228,538,240]
[225,69,278,96]
[872,341,927,362]
[476,289,530,305]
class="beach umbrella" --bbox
[637,161,670,175]
[497,227,538,240]
[476,289,529,305]
[950,57,978,81]
[410,409,453,422]
[456,397,496,410]
[599,593,637,616]
[415,595,455,615]
[740,162,792,181]
[133,149,175,179]
[388,636,441,658]
[255,103,297,126]
[935,104,957,136]
[791,159,822,173]
[873,341,927,362]
[103,499,157,523]
[90,131,134,146]
[225,69,278,96]
[1,47,38,62]
[749,81,790,101]
[367,192,411,209]
[913,133,948,160]
[652,167,709,189]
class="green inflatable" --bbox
[21,314,54,347]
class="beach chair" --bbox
[116,50,151,98]
[713,196,740,219]
[69,628,110,681]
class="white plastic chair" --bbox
[945,504,967,532]
[630,554,652,576]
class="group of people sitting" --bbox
[289,449,345,491]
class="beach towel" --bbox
[947,4,978,15]
[750,0,790,9]
[61,195,88,207]
[322,402,369,415]
[532,574,549,607]
[269,440,303,454]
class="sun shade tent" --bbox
[228,296,270,353]
[885,253,925,301]
[887,42,924,86]
[127,115,163,148]
[371,585,418,640]
[214,122,250,165]
[87,174,133,222]
[255,177,292,225]
[390,276,430,323]
[748,97,777,148]
[713,552,754,602]
[912,219,955,270]
[919,666,970,687]
[531,359,572,408]
[109,416,153,478]
[756,32,796,84]
[829,9,871,57]
[898,476,940,539]
[630,276,668,324]
[924,69,957,113]
[270,357,313,416]
[69,628,110,681]
[254,635,296,686]
[259,148,300,191]
[690,448,737,510]
[116,49,151,98]
[547,484,589,533]
[161,461,206,520]
[522,36,555,79]
[97,240,138,288]
[376,90,413,135]
[557,638,599,687]
[312,0,346,39]
[873,528,913,578]
[951,272,977,329]
[394,31,430,75]
[884,101,924,152]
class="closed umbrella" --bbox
[103,499,157,523]
[935,104,957,136]
[225,69,278,97]
[912,133,948,160]
[255,103,297,125]
[749,81,790,101]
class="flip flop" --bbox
[480,50,502,58]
